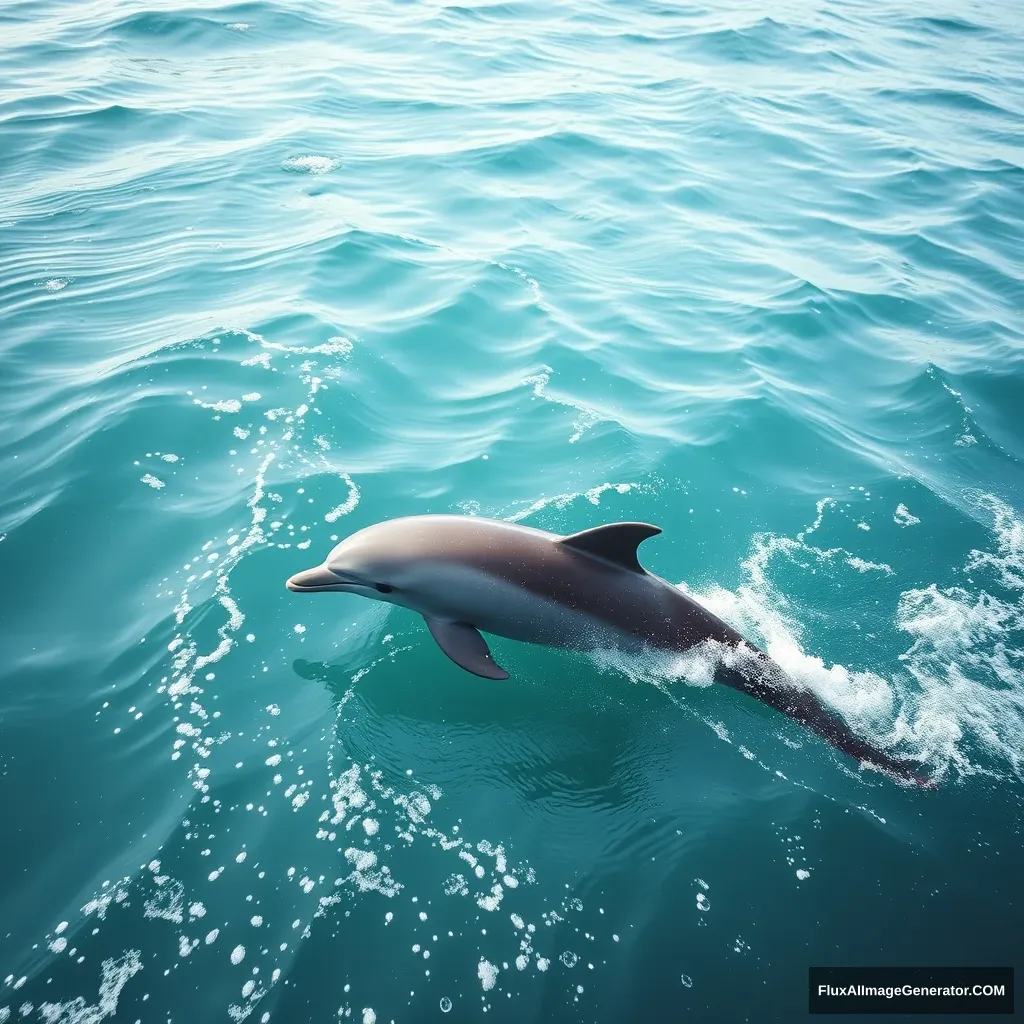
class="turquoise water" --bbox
[2,0,1023,1020]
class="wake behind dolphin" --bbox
[287,514,932,787]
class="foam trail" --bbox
[595,495,1024,786]
[891,494,1024,780]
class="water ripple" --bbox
[2,0,1024,1019]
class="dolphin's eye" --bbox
[374,583,393,594]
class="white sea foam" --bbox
[282,156,340,175]
[592,492,1024,783]
[240,326,353,359]
[143,879,185,923]
[477,959,499,991]
[36,950,141,1022]
[894,503,920,527]
[325,473,360,523]
[506,481,636,523]
[196,399,243,413]
[523,366,607,444]
[889,495,1024,777]
[316,691,548,984]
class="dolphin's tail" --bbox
[715,655,935,789]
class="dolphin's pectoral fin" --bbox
[423,617,509,680]
[559,521,662,573]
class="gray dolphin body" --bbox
[287,514,930,787]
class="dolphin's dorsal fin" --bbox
[558,522,662,574]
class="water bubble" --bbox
[681,974,693,988]
[439,997,452,1013]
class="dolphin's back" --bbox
[391,515,742,652]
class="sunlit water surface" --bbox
[1,0,1023,1021]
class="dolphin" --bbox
[286,514,932,787]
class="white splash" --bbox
[676,493,1024,780]
[894,503,920,527]
[522,366,607,444]
[506,482,636,523]
[891,494,1024,777]
[36,950,142,1022]
[477,959,499,991]
[282,156,340,175]
[240,326,353,359]
[196,398,242,413]
[325,473,360,523]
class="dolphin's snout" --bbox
[286,565,344,592]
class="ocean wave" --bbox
[3,0,1024,1017]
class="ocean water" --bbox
[1,0,1023,1020]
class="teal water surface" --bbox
[2,0,1023,1021]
